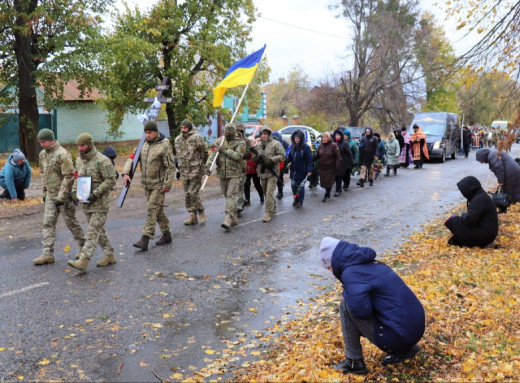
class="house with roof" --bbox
[0,80,143,153]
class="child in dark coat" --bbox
[444,176,498,247]
[320,237,425,375]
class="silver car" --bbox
[277,125,322,145]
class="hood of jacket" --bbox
[333,129,344,144]
[290,130,305,150]
[365,127,373,137]
[457,175,483,200]
[476,148,491,163]
[271,131,283,145]
[331,241,377,281]
[101,145,118,160]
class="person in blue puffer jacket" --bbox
[285,130,313,207]
[319,237,425,375]
[0,149,32,202]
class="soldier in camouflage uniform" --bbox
[33,128,86,265]
[174,119,208,225]
[205,124,245,231]
[123,121,175,251]
[68,133,117,272]
[253,127,286,222]
[235,123,250,215]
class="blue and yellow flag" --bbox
[212,45,266,107]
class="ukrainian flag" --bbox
[212,45,266,107]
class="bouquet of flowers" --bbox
[372,158,383,174]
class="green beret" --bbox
[37,128,55,141]
[144,121,158,132]
[76,133,94,146]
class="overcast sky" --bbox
[114,0,478,84]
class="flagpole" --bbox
[200,82,251,191]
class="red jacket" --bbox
[245,152,258,175]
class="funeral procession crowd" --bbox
[2,118,520,375]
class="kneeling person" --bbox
[320,237,425,375]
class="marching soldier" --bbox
[68,133,117,272]
[205,124,245,231]
[252,127,286,222]
[235,123,250,215]
[33,128,85,265]
[122,121,175,250]
[174,119,208,225]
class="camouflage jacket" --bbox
[123,134,175,190]
[206,134,245,179]
[73,147,116,213]
[39,141,75,202]
[174,130,208,180]
[254,138,286,179]
[238,133,251,174]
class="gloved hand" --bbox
[87,193,98,204]
[252,156,261,164]
[71,196,79,206]
[55,199,64,208]
[264,158,274,168]
[42,195,46,203]
[216,146,225,153]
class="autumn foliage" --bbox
[207,204,520,382]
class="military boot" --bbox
[262,213,272,223]
[221,216,231,231]
[156,231,172,246]
[184,213,198,225]
[68,258,89,272]
[33,254,55,265]
[198,210,206,224]
[230,217,239,227]
[96,254,116,267]
[133,235,150,251]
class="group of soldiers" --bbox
[470,126,505,149]
[33,120,285,273]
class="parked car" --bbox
[243,124,262,139]
[409,112,460,163]
[278,125,322,145]
[338,126,365,141]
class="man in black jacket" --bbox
[444,176,498,248]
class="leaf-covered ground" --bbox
[178,204,520,382]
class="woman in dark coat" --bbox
[317,132,341,202]
[333,130,354,197]
[444,176,498,247]
[476,148,520,203]
[357,127,378,187]
[286,130,313,207]
[319,237,425,375]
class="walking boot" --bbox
[198,210,206,224]
[262,213,272,222]
[357,179,364,187]
[133,235,150,250]
[221,216,231,231]
[394,168,397,176]
[384,168,390,177]
[33,254,55,265]
[156,231,172,245]
[184,213,198,225]
[230,217,239,227]
[97,254,116,267]
[68,258,89,272]
[369,179,374,186]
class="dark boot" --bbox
[382,345,421,366]
[333,358,368,375]
[133,235,150,250]
[356,179,364,187]
[385,168,390,177]
[156,231,172,246]
[369,179,374,186]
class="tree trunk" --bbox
[14,0,40,162]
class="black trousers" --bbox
[0,179,25,200]
[342,168,352,189]
[244,174,263,202]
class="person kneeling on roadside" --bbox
[0,149,31,202]
[444,176,498,248]
[319,237,425,375]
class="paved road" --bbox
[0,149,498,381]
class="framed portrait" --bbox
[77,176,92,203]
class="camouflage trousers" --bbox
[79,211,113,261]
[236,172,246,211]
[143,188,170,238]
[219,177,240,221]
[183,177,204,213]
[260,176,278,215]
[42,197,85,256]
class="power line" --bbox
[258,15,349,40]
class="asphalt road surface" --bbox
[0,149,499,381]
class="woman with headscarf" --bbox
[476,148,520,204]
[410,124,429,168]
[317,132,341,202]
